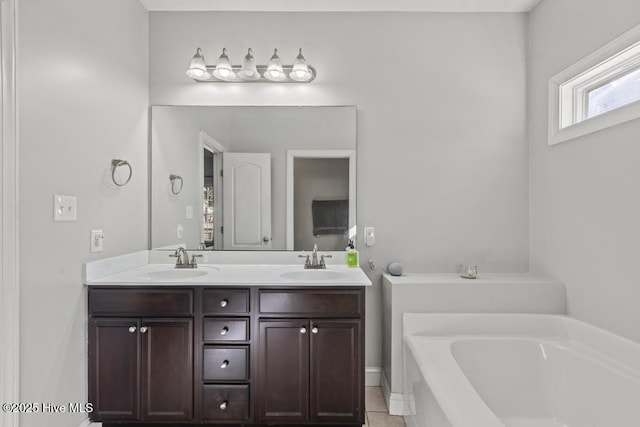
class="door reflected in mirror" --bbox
[150,106,357,251]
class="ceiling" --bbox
[139,0,542,12]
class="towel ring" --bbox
[170,174,183,195]
[111,159,132,186]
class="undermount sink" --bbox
[139,269,209,280]
[280,269,348,281]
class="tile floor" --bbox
[364,387,405,427]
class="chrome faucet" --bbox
[170,247,202,268]
[298,244,332,269]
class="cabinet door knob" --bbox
[219,401,228,411]
[128,326,137,333]
[220,299,228,308]
[140,326,148,334]
[220,326,229,336]
[311,327,319,334]
[220,360,229,369]
[299,327,307,334]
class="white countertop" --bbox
[85,251,372,287]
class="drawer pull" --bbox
[220,401,228,411]
[311,326,319,334]
[140,326,148,334]
[220,360,229,369]
[220,326,229,336]
[299,327,307,334]
[128,326,137,333]
[220,299,228,308]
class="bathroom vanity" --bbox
[85,253,371,426]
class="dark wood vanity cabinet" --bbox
[257,289,364,425]
[88,286,364,426]
[88,289,194,423]
[201,288,251,424]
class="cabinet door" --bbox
[89,318,140,421]
[310,319,363,423]
[141,318,193,421]
[258,320,309,423]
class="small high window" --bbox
[549,24,640,145]
[585,66,640,119]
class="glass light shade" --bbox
[289,48,313,82]
[264,48,286,82]
[238,48,260,81]
[211,48,236,81]
[185,48,211,79]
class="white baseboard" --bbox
[365,366,381,386]
[381,369,407,416]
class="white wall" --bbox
[529,0,640,344]
[18,0,148,425]
[150,11,529,369]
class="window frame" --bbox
[548,23,640,145]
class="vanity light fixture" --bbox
[264,48,286,82]
[238,48,259,80]
[211,48,235,81]
[185,48,211,80]
[185,47,316,83]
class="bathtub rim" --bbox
[403,313,640,375]
[402,313,640,427]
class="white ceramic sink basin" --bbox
[139,269,209,280]
[280,269,348,281]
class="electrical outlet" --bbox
[186,205,194,219]
[177,224,184,239]
[91,230,104,252]
[53,195,77,221]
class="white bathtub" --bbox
[403,314,640,427]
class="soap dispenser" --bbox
[346,239,359,268]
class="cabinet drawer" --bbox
[259,289,363,316]
[89,288,193,316]
[203,318,249,342]
[202,384,250,421]
[203,347,249,381]
[203,289,249,314]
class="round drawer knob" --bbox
[221,360,229,369]
[140,326,148,334]
[128,326,137,333]
[220,299,228,308]
[311,327,319,334]
[299,327,307,334]
[220,401,228,411]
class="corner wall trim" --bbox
[365,366,381,387]
[381,369,407,416]
[0,2,19,427]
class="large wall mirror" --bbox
[150,105,357,251]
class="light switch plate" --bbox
[53,195,77,221]
[364,227,375,246]
[186,205,194,219]
[177,224,184,239]
[91,229,104,252]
